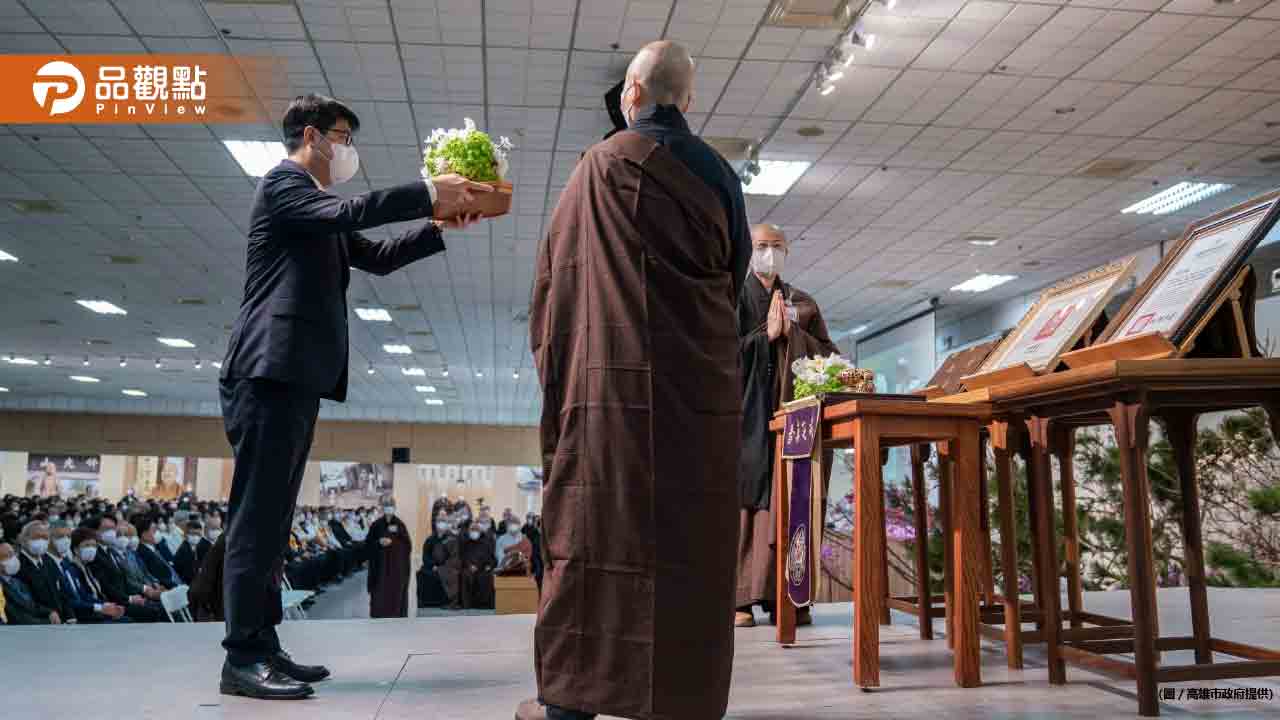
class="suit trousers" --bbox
[220,377,320,665]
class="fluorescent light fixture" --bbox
[69,375,100,383]
[355,307,392,322]
[211,360,222,369]
[827,70,845,82]
[401,367,426,376]
[951,274,1017,293]
[743,160,811,196]
[1122,182,1233,216]
[475,371,484,378]
[383,344,412,355]
[968,238,1000,247]
[0,386,8,392]
[415,385,437,393]
[0,249,18,262]
[425,398,445,406]
[223,140,287,178]
[851,324,869,335]
[819,84,835,96]
[5,356,38,366]
[157,337,195,348]
[76,299,127,315]
[122,389,147,397]
[441,369,449,377]
[865,33,877,50]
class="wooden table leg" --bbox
[1026,416,1065,685]
[773,428,796,646]
[881,516,892,626]
[853,417,884,688]
[1024,436,1046,632]
[910,443,932,640]
[943,426,983,688]
[1109,401,1159,717]
[979,434,996,606]
[939,444,955,650]
[991,420,1023,669]
[1052,426,1083,629]
[1163,410,1211,666]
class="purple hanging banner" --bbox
[782,397,821,608]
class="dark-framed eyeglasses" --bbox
[314,126,354,146]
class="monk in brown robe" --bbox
[736,224,839,628]
[459,522,496,609]
[366,497,411,618]
[519,39,750,720]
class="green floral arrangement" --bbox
[421,118,512,183]
[791,353,874,399]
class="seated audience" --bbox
[1,541,61,625]
[61,529,127,623]
[173,519,212,585]
[16,520,73,624]
[459,521,496,609]
[132,514,182,588]
[84,516,165,622]
[495,518,534,575]
[188,532,227,621]
[417,510,454,608]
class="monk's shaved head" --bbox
[625,40,695,111]
[751,223,788,249]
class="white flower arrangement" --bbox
[421,117,513,183]
[791,352,856,399]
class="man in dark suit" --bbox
[132,514,182,588]
[84,517,164,622]
[174,519,212,585]
[217,93,490,700]
[15,521,72,624]
[1,542,60,625]
[59,529,127,623]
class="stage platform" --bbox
[3,588,1277,719]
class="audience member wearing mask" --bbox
[85,517,165,622]
[417,510,453,608]
[16,520,73,624]
[174,519,213,585]
[1,541,61,624]
[132,514,183,588]
[117,522,168,595]
[459,520,496,609]
[522,513,544,590]
[189,531,228,622]
[61,529,127,623]
[496,518,533,572]
[366,498,411,618]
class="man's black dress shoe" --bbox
[269,650,331,683]
[220,660,313,700]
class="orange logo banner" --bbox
[3,54,276,124]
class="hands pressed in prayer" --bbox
[767,290,790,341]
[379,537,392,547]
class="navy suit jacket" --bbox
[17,553,71,621]
[57,558,105,622]
[173,538,212,585]
[137,543,181,588]
[220,160,445,401]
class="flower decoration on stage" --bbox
[791,353,874,398]
[421,117,513,183]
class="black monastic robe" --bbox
[417,532,451,608]
[736,273,839,609]
[530,104,750,720]
[366,514,411,618]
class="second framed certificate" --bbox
[962,257,1137,390]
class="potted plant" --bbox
[421,118,514,219]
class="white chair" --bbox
[281,574,314,620]
[160,584,193,623]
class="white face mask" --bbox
[53,537,72,555]
[467,530,480,541]
[79,546,97,564]
[436,522,450,533]
[317,132,359,186]
[751,246,785,278]
[27,538,49,557]
[99,529,117,545]
[383,506,395,517]
[128,537,140,551]
[208,529,222,542]
[187,534,202,546]
[2,556,19,576]
[113,536,130,552]
[508,523,521,535]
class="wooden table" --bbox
[769,397,991,689]
[977,358,1280,716]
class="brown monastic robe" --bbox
[460,532,496,609]
[736,274,839,610]
[530,130,742,719]
[366,514,411,618]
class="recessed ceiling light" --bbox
[43,355,52,366]
[157,337,195,348]
[154,358,163,369]
[211,360,222,369]
[194,358,203,369]
[122,389,147,397]
[513,370,520,379]
[475,371,484,378]
[819,84,835,96]
[5,356,38,366]
[415,385,437,393]
[966,236,1000,247]
[383,344,412,355]
[119,357,128,367]
[401,367,426,376]
[1122,181,1233,216]
[851,324,869,335]
[69,375,100,383]
[82,357,90,366]
[76,299,128,315]
[0,249,17,262]
[356,308,393,322]
[441,369,450,377]
[743,160,811,196]
[951,274,1017,293]
[0,386,8,392]
[223,140,287,177]
[425,398,445,406]
[367,364,376,375]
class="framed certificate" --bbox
[1101,190,1280,346]
[978,257,1137,376]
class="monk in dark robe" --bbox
[459,522,496,609]
[519,39,750,720]
[366,498,411,618]
[416,511,452,608]
[736,224,839,628]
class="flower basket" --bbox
[791,353,876,400]
[422,118,514,220]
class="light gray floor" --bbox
[1,588,1277,719]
